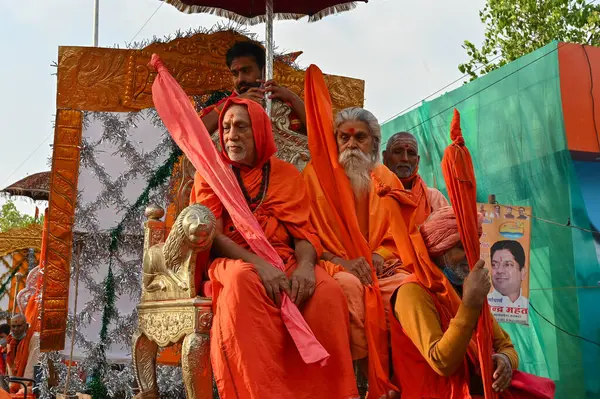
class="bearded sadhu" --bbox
[383,132,448,225]
[303,106,408,395]
[190,97,358,399]
[6,314,39,394]
[389,207,519,397]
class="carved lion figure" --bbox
[143,204,216,294]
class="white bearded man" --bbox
[303,107,409,394]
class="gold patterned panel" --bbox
[0,223,42,257]
[41,109,83,351]
[56,30,364,113]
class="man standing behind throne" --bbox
[161,40,307,244]
[199,40,306,135]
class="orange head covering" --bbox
[420,206,484,258]
[218,97,277,171]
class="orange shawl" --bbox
[24,209,48,332]
[441,109,496,399]
[304,64,396,397]
[401,166,434,225]
[191,156,323,263]
[303,163,403,273]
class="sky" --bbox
[0,0,486,215]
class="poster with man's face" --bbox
[478,203,532,325]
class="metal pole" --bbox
[27,248,36,273]
[93,0,100,47]
[11,273,24,315]
[265,0,274,116]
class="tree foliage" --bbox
[0,200,41,232]
[460,0,600,80]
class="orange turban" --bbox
[420,206,483,258]
[218,97,277,171]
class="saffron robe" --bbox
[192,157,358,399]
[402,172,449,226]
[304,163,408,359]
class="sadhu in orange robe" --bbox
[304,162,408,360]
[191,98,358,399]
[302,65,410,397]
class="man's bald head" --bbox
[10,314,28,340]
[383,131,420,181]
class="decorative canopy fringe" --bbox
[160,0,359,25]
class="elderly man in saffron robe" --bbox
[6,314,39,395]
[389,207,521,398]
[303,107,408,384]
[190,97,358,399]
[383,131,448,225]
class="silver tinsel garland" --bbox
[40,107,185,399]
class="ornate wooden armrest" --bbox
[144,205,167,253]
[141,204,216,302]
[135,204,216,399]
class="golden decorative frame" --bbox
[44,29,364,351]
[0,223,42,258]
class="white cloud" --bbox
[0,0,486,214]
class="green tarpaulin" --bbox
[381,41,600,398]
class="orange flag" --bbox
[441,109,497,399]
[304,64,396,397]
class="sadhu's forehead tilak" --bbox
[389,135,418,153]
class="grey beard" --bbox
[339,149,375,198]
[12,332,26,341]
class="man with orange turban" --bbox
[389,206,519,397]
[303,107,408,390]
[383,131,448,225]
[190,97,358,399]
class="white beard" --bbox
[339,148,375,198]
[226,145,247,163]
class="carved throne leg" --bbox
[133,332,159,397]
[182,332,212,399]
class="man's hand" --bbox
[462,259,491,309]
[238,87,265,105]
[492,353,513,392]
[372,253,385,276]
[337,257,373,286]
[254,261,291,307]
[290,262,316,306]
[262,80,301,103]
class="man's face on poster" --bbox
[491,248,525,297]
